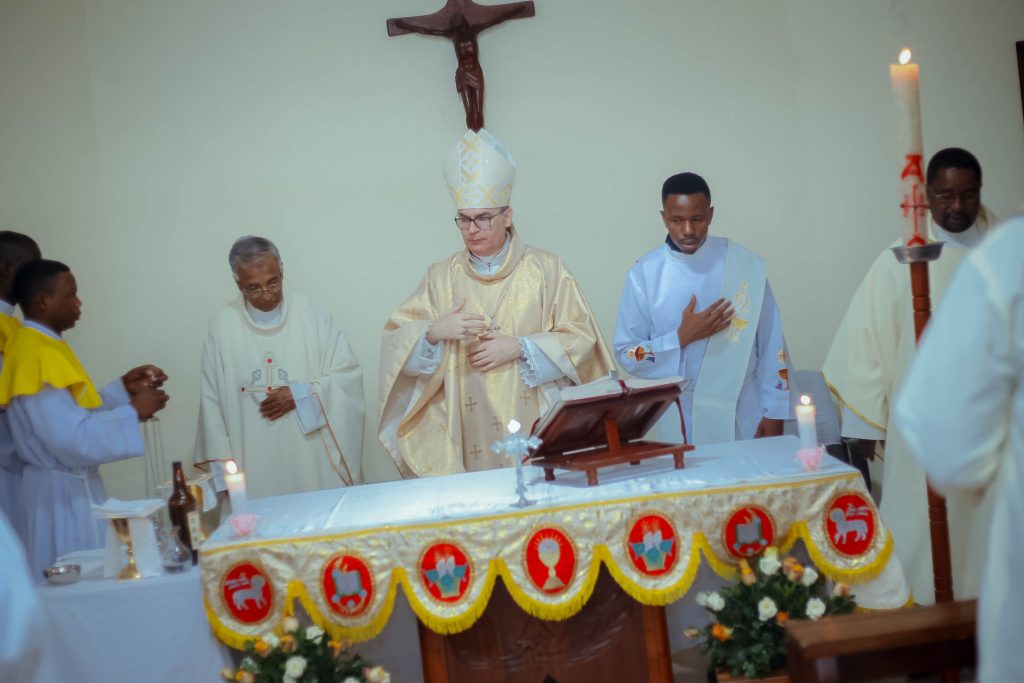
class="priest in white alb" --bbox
[822,147,1000,603]
[614,172,791,445]
[379,129,614,476]
[195,236,364,499]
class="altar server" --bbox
[379,129,613,476]
[0,259,168,576]
[614,172,791,444]
[195,236,364,498]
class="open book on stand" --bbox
[529,373,691,486]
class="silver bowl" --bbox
[43,563,81,585]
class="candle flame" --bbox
[898,48,912,65]
[800,395,812,406]
[226,459,238,475]
[507,419,521,433]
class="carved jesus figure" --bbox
[387,0,535,131]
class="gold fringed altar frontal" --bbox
[202,471,891,648]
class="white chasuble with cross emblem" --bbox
[195,293,364,499]
[823,207,998,604]
[379,230,613,477]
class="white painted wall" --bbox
[1,0,1022,495]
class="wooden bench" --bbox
[785,600,977,682]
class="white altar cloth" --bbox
[209,436,864,540]
[202,436,909,647]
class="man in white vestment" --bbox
[614,172,791,444]
[0,512,43,682]
[379,129,613,476]
[895,215,1024,681]
[823,147,1000,604]
[195,236,364,499]
[0,260,168,576]
[0,231,41,542]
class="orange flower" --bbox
[833,582,851,598]
[235,672,255,683]
[785,561,804,582]
[253,640,271,657]
[279,635,296,653]
[711,624,733,641]
[776,611,789,626]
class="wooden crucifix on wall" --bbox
[387,0,536,132]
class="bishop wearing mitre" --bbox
[379,129,613,477]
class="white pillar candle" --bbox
[890,48,928,246]
[224,460,248,515]
[795,395,818,451]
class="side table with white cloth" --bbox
[31,558,234,683]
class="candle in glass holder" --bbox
[795,395,818,451]
[224,460,248,515]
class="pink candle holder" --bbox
[795,446,824,472]
[229,513,258,537]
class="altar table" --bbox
[200,435,909,653]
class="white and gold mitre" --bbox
[443,129,516,210]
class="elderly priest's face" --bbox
[457,206,513,258]
[235,256,284,312]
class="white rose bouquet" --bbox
[219,617,388,683]
[687,548,856,679]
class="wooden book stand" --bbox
[530,380,692,486]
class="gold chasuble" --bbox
[379,231,613,477]
[0,325,102,409]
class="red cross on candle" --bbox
[900,184,929,246]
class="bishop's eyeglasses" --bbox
[454,207,509,232]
